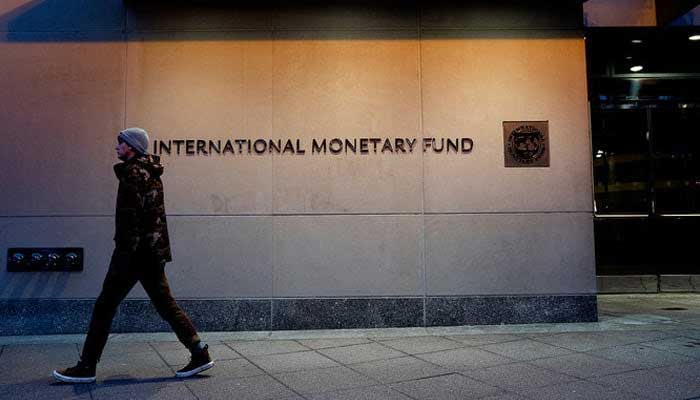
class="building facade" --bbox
[0,1,598,335]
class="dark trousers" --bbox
[81,249,200,364]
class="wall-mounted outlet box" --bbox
[7,248,83,272]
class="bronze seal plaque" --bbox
[503,121,549,167]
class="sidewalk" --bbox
[1,294,699,400]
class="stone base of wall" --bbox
[0,295,597,336]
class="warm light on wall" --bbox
[690,35,700,41]
[629,65,644,72]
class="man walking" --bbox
[53,128,214,383]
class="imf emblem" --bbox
[503,121,549,167]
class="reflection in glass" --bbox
[592,109,649,214]
[652,108,700,213]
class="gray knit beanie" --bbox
[118,127,149,155]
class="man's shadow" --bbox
[51,374,211,395]
[100,374,212,385]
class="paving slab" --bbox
[517,333,557,339]
[587,342,697,368]
[390,373,504,400]
[646,360,700,382]
[478,394,529,400]
[478,339,573,361]
[519,380,640,400]
[675,328,700,339]
[101,341,163,356]
[592,369,700,400]
[307,385,413,400]
[225,340,309,357]
[0,380,93,400]
[98,350,169,370]
[149,341,192,351]
[174,358,265,380]
[297,338,372,349]
[185,373,297,400]
[640,335,700,358]
[1,344,80,384]
[317,343,404,364]
[2,343,79,364]
[379,336,465,354]
[91,378,195,400]
[527,352,637,378]
[622,329,680,342]
[443,334,521,346]
[282,328,433,341]
[273,366,377,394]
[250,350,340,374]
[531,331,653,352]
[350,356,449,384]
[460,362,578,392]
[98,364,175,383]
[156,343,240,366]
[415,347,514,370]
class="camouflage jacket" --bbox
[113,154,172,264]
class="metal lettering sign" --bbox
[503,121,549,167]
[151,137,475,156]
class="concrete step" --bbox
[597,275,700,293]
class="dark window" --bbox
[592,109,649,214]
[652,108,700,214]
[587,27,700,276]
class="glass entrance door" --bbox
[593,105,700,276]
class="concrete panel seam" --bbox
[0,210,594,216]
[0,215,114,219]
[122,23,128,132]
[0,29,125,33]
[419,27,584,34]
[271,27,277,312]
[126,27,421,34]
[418,8,428,327]
[425,293,597,298]
[0,211,593,219]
